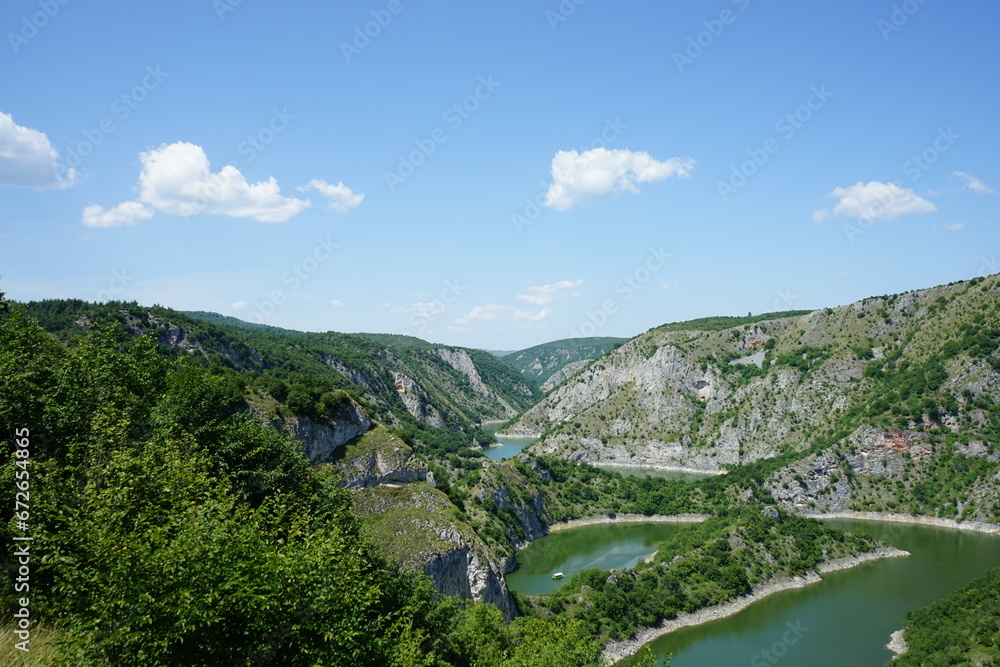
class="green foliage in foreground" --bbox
[892,566,1000,666]
[0,304,600,666]
[521,506,878,644]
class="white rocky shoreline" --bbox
[886,629,908,658]
[591,462,726,476]
[545,513,710,533]
[600,546,910,665]
[808,510,1000,535]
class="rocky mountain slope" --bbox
[499,337,627,390]
[508,275,1000,522]
[25,300,539,441]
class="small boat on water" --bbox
[551,572,564,580]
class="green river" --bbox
[505,518,1000,666]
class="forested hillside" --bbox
[24,300,539,446]
[0,297,606,666]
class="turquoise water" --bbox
[480,423,536,461]
[627,519,1000,666]
[482,434,536,461]
[505,518,1000,666]
[505,522,687,596]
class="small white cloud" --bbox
[814,181,936,223]
[951,171,994,195]
[839,271,851,277]
[659,281,681,291]
[330,299,345,307]
[945,222,964,231]
[544,148,695,210]
[517,279,583,306]
[0,112,76,189]
[81,201,153,228]
[231,301,248,310]
[514,307,554,321]
[455,305,511,324]
[297,179,365,213]
[85,141,310,226]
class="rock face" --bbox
[394,372,447,428]
[421,527,517,621]
[509,278,1000,487]
[335,425,431,489]
[350,480,517,620]
[338,427,516,619]
[540,359,591,393]
[437,348,518,418]
[288,398,373,464]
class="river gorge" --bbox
[505,517,1000,666]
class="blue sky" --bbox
[2,0,998,350]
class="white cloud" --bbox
[945,222,964,231]
[839,271,850,277]
[952,171,995,195]
[0,112,76,189]
[231,301,248,310]
[84,142,310,226]
[517,279,583,306]
[81,201,153,228]
[514,307,553,321]
[659,281,681,291]
[813,181,937,223]
[330,299,345,307]
[297,179,365,213]
[455,305,511,324]
[544,148,695,211]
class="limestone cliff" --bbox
[335,424,432,489]
[508,275,1000,521]
[437,348,518,418]
[393,372,447,428]
[336,426,517,619]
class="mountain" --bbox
[500,337,629,392]
[507,275,1000,523]
[24,301,540,443]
